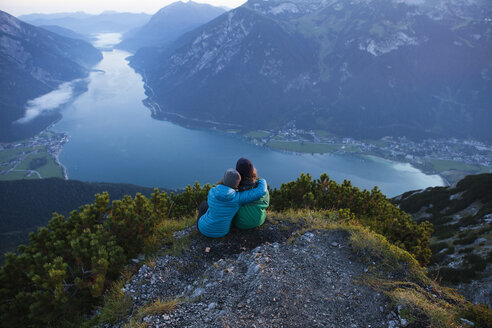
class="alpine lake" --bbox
[49,33,444,197]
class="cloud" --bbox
[16,81,74,123]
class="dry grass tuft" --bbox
[99,278,134,324]
[134,298,180,322]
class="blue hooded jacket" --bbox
[198,178,267,238]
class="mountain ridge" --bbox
[18,11,151,35]
[130,0,492,142]
[117,1,226,53]
[0,10,102,141]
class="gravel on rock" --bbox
[115,220,407,328]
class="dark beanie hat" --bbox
[236,158,254,179]
[223,169,241,189]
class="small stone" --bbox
[208,302,217,310]
[191,288,205,298]
[388,320,399,328]
[205,247,211,253]
[162,314,170,320]
[460,318,475,326]
[331,242,339,247]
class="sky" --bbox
[0,0,247,16]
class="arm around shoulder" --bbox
[237,178,267,205]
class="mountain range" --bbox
[0,11,102,141]
[38,25,88,41]
[117,1,226,53]
[18,11,151,35]
[130,0,492,142]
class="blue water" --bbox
[51,34,444,197]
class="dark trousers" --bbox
[196,201,208,232]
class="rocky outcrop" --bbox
[106,221,430,327]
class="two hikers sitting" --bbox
[197,158,269,238]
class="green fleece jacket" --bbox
[232,190,269,229]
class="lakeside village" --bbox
[0,130,67,180]
[1,126,491,185]
[243,127,492,185]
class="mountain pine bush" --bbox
[0,184,210,327]
[269,173,433,265]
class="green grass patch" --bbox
[429,159,488,173]
[452,17,472,31]
[17,153,64,179]
[0,170,39,181]
[0,146,44,162]
[244,130,271,138]
[365,139,390,148]
[267,141,341,153]
[314,129,335,138]
[0,149,24,162]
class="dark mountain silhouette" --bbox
[118,1,226,53]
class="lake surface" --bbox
[51,33,444,197]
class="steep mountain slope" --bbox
[39,25,88,41]
[0,11,102,141]
[18,11,151,35]
[118,1,226,53]
[394,173,492,306]
[131,0,492,142]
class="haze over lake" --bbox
[50,33,444,196]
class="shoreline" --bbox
[44,121,69,180]
[138,97,485,187]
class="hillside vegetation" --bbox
[1,174,490,327]
[0,178,160,261]
[394,173,492,306]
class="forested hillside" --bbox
[0,178,160,260]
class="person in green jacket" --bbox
[232,158,269,229]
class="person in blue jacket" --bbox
[197,168,268,238]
